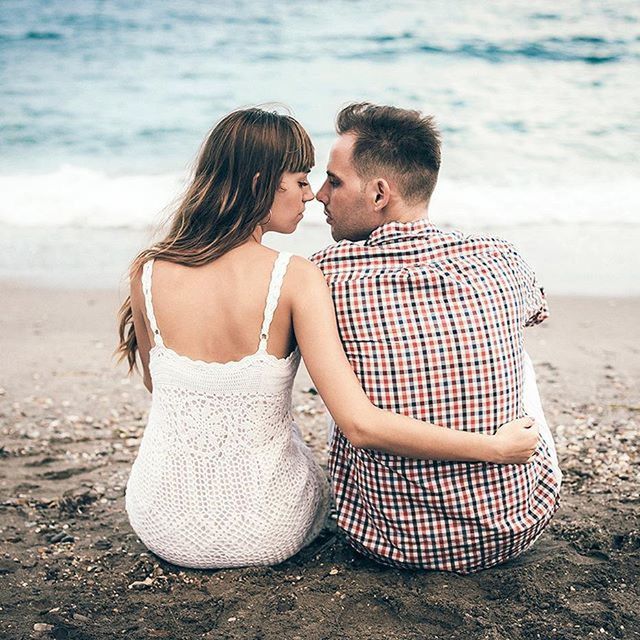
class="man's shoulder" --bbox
[439,228,530,265]
[451,231,538,282]
[310,240,366,271]
[445,229,516,255]
[470,232,531,266]
[308,228,526,272]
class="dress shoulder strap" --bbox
[258,252,293,351]
[140,259,164,348]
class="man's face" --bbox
[316,134,375,242]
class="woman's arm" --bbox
[129,269,153,393]
[289,258,537,464]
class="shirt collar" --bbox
[365,218,440,246]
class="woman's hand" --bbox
[491,417,539,464]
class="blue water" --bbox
[0,0,639,292]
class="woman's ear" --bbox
[252,172,260,196]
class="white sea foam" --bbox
[0,166,185,229]
[430,180,639,228]
[1,166,636,230]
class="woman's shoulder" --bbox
[281,255,329,307]
[287,254,325,281]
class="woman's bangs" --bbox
[283,121,315,173]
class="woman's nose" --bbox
[303,186,315,202]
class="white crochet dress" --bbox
[125,252,330,568]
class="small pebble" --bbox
[33,623,54,632]
[128,576,154,590]
[0,559,18,575]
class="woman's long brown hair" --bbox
[116,108,314,372]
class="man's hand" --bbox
[491,417,539,464]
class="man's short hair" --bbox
[336,102,441,205]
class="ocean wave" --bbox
[529,13,561,21]
[0,167,185,229]
[0,31,64,43]
[430,181,640,228]
[451,37,625,64]
[25,31,64,40]
[0,166,637,230]
[339,35,634,64]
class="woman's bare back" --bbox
[139,243,297,364]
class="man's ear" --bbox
[372,178,391,211]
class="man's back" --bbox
[312,219,560,573]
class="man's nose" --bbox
[316,181,328,205]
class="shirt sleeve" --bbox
[524,284,549,327]
[505,244,549,327]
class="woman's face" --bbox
[264,171,315,234]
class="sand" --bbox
[1,283,639,640]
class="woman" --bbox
[117,108,538,569]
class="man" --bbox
[311,103,561,574]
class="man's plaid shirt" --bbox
[311,219,561,574]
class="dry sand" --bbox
[1,283,639,640]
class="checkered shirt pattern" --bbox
[311,219,560,574]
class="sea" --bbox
[1,0,639,294]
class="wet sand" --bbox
[1,284,639,640]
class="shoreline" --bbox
[1,283,639,639]
[2,221,640,296]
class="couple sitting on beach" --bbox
[117,103,561,575]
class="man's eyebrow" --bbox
[326,170,340,180]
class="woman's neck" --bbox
[251,225,265,244]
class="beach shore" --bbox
[1,283,638,640]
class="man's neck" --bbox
[381,201,430,226]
